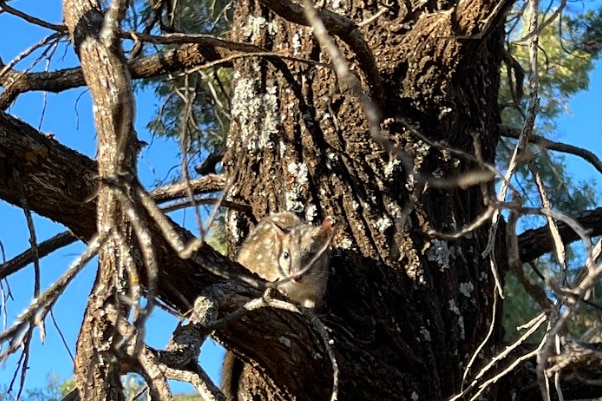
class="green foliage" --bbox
[174,393,204,401]
[129,0,233,177]
[500,4,602,341]
[205,213,228,255]
[502,272,545,342]
[0,374,73,401]
[567,8,602,60]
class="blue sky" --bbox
[1,0,602,397]
[0,0,223,394]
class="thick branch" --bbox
[518,208,602,263]
[0,43,222,108]
[0,110,336,400]
[259,0,384,104]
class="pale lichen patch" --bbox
[459,281,474,297]
[287,161,309,185]
[374,215,392,233]
[458,316,465,340]
[305,204,318,222]
[339,236,354,250]
[285,189,304,213]
[242,15,269,42]
[384,158,401,179]
[420,326,431,342]
[291,31,302,54]
[231,77,280,156]
[278,336,291,347]
[426,239,450,269]
[448,299,460,315]
[227,212,242,243]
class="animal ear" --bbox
[317,216,335,240]
[269,220,289,239]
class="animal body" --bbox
[221,212,334,400]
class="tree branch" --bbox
[0,43,225,109]
[0,109,337,400]
[500,125,602,176]
[518,208,602,263]
[0,231,77,280]
[151,176,226,203]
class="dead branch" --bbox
[518,208,602,263]
[259,0,384,105]
[0,30,326,109]
[0,231,76,280]
[0,1,67,33]
[151,175,227,203]
[500,125,602,176]
[0,43,221,108]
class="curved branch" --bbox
[0,43,224,108]
[500,125,602,176]
[0,0,67,33]
[259,0,384,105]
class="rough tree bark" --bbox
[218,0,508,400]
[62,0,137,398]
[2,0,602,401]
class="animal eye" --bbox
[282,251,290,260]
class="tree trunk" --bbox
[9,0,602,400]
[63,0,137,398]
[219,0,510,400]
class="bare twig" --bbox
[160,197,251,214]
[50,309,75,363]
[428,206,495,240]
[530,163,566,275]
[0,231,77,281]
[505,197,553,311]
[150,175,226,203]
[451,313,547,401]
[0,1,67,33]
[460,291,500,391]
[12,169,41,300]
[0,33,62,80]
[0,233,107,359]
[138,184,268,291]
[0,33,62,109]
[10,168,44,398]
[483,0,541,298]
